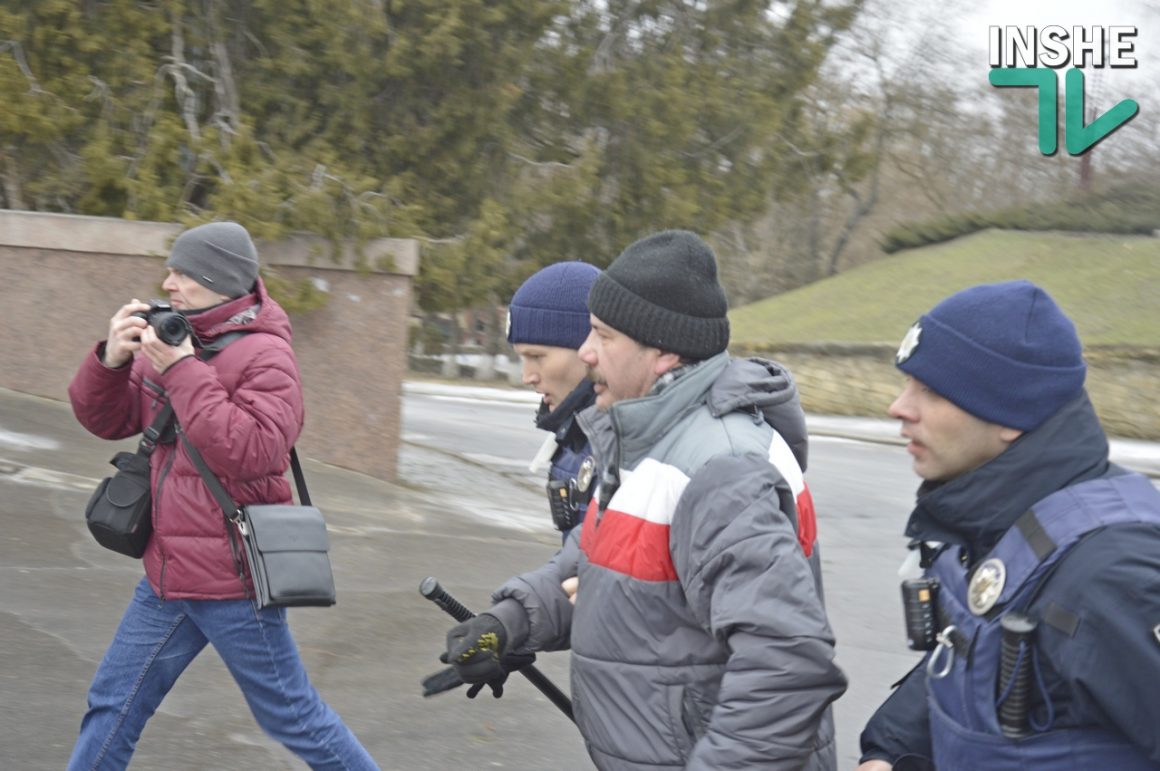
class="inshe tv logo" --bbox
[989,26,1139,155]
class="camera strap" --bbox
[199,331,251,355]
[138,403,175,457]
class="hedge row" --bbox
[880,184,1160,253]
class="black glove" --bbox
[440,614,533,698]
[420,651,538,699]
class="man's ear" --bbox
[654,351,682,376]
[998,426,1023,445]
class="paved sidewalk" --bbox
[0,387,589,771]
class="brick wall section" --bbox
[0,210,417,481]
[736,343,1160,441]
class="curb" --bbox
[403,380,540,405]
[404,381,1160,479]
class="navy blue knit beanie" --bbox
[507,261,600,349]
[586,230,729,360]
[895,280,1086,431]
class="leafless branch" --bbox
[0,41,44,94]
[412,235,466,245]
[207,3,240,148]
[508,152,574,169]
[166,22,202,141]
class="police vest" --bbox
[926,471,1160,771]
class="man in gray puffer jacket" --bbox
[441,230,847,770]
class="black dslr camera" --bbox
[131,300,194,346]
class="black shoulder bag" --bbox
[84,403,173,558]
[181,434,336,608]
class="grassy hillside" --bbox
[729,230,1160,348]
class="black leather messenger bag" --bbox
[181,434,336,608]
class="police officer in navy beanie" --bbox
[507,261,601,538]
[859,280,1160,771]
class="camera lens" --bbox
[152,312,192,346]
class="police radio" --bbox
[901,577,941,651]
[546,478,582,532]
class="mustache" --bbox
[586,366,605,386]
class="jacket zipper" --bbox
[594,408,625,529]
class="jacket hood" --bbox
[184,277,292,346]
[707,356,808,473]
[905,391,1110,561]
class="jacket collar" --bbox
[184,277,292,345]
[904,392,1110,563]
[535,379,596,441]
[606,352,730,467]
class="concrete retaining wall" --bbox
[0,210,418,480]
[736,343,1160,440]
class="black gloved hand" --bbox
[440,614,533,698]
[420,651,537,699]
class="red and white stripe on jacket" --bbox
[581,431,817,583]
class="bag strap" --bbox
[289,449,311,506]
[179,432,311,522]
[179,431,242,522]
[155,327,259,520]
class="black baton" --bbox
[997,612,1037,738]
[420,576,575,723]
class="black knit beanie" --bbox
[587,230,729,359]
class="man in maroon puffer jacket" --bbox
[67,221,378,771]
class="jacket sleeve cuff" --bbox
[155,352,200,384]
[86,342,133,379]
[487,599,531,653]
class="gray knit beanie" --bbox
[587,230,729,360]
[165,221,260,299]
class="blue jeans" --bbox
[68,577,379,770]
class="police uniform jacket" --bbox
[859,393,1160,768]
[535,379,596,537]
